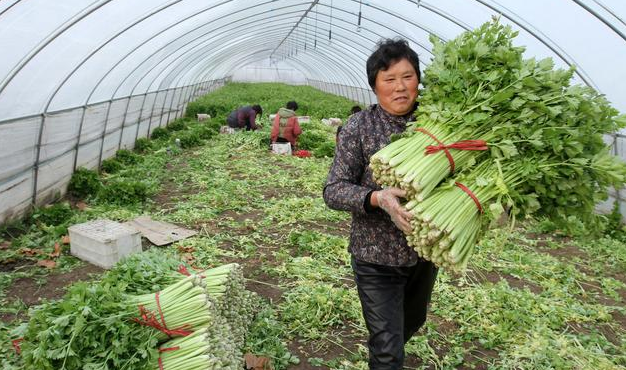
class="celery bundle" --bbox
[370,119,491,200]
[370,20,626,272]
[127,275,214,342]
[406,160,524,271]
[17,251,259,370]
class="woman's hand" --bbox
[372,187,413,233]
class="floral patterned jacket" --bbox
[323,104,419,266]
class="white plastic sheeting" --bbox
[0,0,625,223]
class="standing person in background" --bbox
[226,104,263,131]
[323,38,438,369]
[271,101,302,150]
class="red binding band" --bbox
[133,292,193,338]
[455,182,483,214]
[12,338,23,355]
[159,346,180,352]
[416,128,489,173]
[416,128,456,172]
[177,265,191,276]
[157,346,180,370]
[425,139,488,155]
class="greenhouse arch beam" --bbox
[102,0,439,101]
[191,42,358,95]
[100,6,321,101]
[168,34,364,96]
[131,22,362,97]
[571,0,626,42]
[51,0,296,110]
[39,0,187,115]
[0,0,22,18]
[471,0,598,89]
[165,29,364,97]
[270,0,320,58]
[405,0,472,30]
[310,4,436,57]
[0,0,118,97]
[268,11,430,71]
[160,24,372,93]
[120,18,369,98]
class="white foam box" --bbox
[68,219,142,269]
[297,116,311,123]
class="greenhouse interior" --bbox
[1,1,625,369]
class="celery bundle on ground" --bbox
[371,20,626,272]
[12,250,259,370]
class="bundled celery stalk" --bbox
[154,327,240,370]
[20,275,209,370]
[407,160,523,271]
[370,119,490,200]
[127,274,214,342]
[196,263,258,350]
[107,251,257,366]
[370,20,529,199]
[371,19,626,271]
[18,251,259,370]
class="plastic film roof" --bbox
[0,0,625,121]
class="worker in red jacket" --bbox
[271,101,302,150]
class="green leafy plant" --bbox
[166,119,188,132]
[100,158,123,173]
[97,179,150,205]
[30,203,73,226]
[174,131,204,149]
[134,138,152,153]
[244,306,299,370]
[150,127,169,140]
[67,167,102,199]
[297,130,329,151]
[312,141,335,158]
[115,149,139,165]
[192,125,217,140]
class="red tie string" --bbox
[415,128,489,173]
[158,346,180,370]
[455,182,483,214]
[133,291,193,338]
[177,265,191,276]
[416,128,455,172]
[425,139,488,154]
[12,338,23,355]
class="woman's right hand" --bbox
[372,188,413,234]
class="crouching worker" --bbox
[226,104,263,131]
[271,101,302,150]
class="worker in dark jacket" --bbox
[323,38,437,369]
[271,101,303,149]
[226,105,263,131]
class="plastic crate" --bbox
[68,219,141,269]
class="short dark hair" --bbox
[252,104,262,116]
[286,101,298,111]
[366,38,421,91]
[350,105,362,114]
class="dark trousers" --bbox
[351,256,438,370]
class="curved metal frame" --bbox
[0,0,625,211]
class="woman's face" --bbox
[374,58,419,116]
